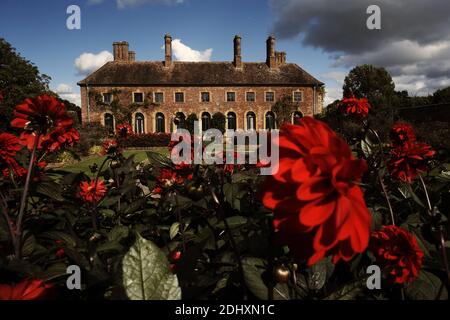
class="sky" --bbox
[1,0,449,107]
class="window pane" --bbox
[247,112,255,130]
[201,92,210,102]
[154,92,164,103]
[246,92,255,102]
[134,93,143,103]
[175,92,184,103]
[135,113,145,134]
[103,93,112,103]
[156,113,165,132]
[227,112,236,130]
[104,114,114,133]
[293,92,302,102]
[202,113,211,131]
[265,92,274,102]
[227,92,235,102]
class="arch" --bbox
[265,111,276,130]
[104,113,115,134]
[134,112,145,134]
[246,111,256,131]
[292,111,303,125]
[227,111,237,130]
[155,112,165,133]
[175,111,186,129]
[201,112,211,131]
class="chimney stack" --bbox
[164,34,172,67]
[113,41,129,61]
[128,51,136,62]
[233,35,242,69]
[266,36,276,69]
[275,51,286,66]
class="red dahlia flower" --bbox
[79,179,107,203]
[10,94,79,151]
[0,132,22,163]
[101,139,119,155]
[116,123,133,138]
[387,142,435,183]
[157,168,185,187]
[390,123,416,147]
[0,279,52,300]
[370,225,423,284]
[259,117,371,265]
[341,95,370,118]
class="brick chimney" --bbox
[113,41,129,61]
[275,51,286,66]
[233,35,242,69]
[266,36,276,69]
[128,51,136,62]
[164,34,172,67]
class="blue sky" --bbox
[0,0,345,106]
[2,0,448,106]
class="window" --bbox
[246,112,256,130]
[154,92,164,104]
[227,112,237,130]
[201,92,210,102]
[246,92,256,102]
[156,113,165,133]
[175,112,186,129]
[104,113,114,134]
[103,93,113,104]
[265,111,276,130]
[135,113,145,134]
[293,91,303,103]
[265,92,275,102]
[293,111,303,125]
[175,92,184,103]
[133,92,144,104]
[226,92,236,102]
[202,112,211,131]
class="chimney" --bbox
[128,51,136,62]
[266,36,276,69]
[275,51,286,66]
[164,34,172,67]
[233,35,242,69]
[113,41,129,61]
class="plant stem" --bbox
[418,175,433,215]
[15,132,40,258]
[0,192,16,248]
[378,172,395,226]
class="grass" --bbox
[62,147,168,174]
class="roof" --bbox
[77,61,324,86]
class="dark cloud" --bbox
[270,0,450,94]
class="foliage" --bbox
[186,113,198,135]
[271,94,298,127]
[118,133,171,148]
[211,112,226,133]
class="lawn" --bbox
[62,147,169,174]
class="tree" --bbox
[211,112,226,133]
[343,65,395,105]
[271,94,298,127]
[0,38,51,129]
[433,86,450,104]
[186,113,198,135]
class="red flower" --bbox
[0,133,22,164]
[101,139,119,155]
[387,142,435,183]
[259,117,371,265]
[55,248,65,258]
[341,95,370,118]
[11,94,79,151]
[157,168,184,187]
[390,123,416,146]
[79,179,107,203]
[370,225,423,284]
[0,279,52,300]
[116,123,133,138]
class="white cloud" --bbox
[170,39,212,62]
[55,83,81,106]
[320,71,346,106]
[74,50,113,76]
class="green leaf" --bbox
[122,234,181,300]
[217,216,248,229]
[169,222,180,240]
[361,137,373,158]
[36,181,65,201]
[405,270,448,300]
[242,257,289,300]
[324,277,367,300]
[306,256,334,290]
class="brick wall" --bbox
[80,85,323,132]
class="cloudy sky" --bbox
[1,0,449,106]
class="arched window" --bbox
[175,112,186,129]
[156,112,165,133]
[246,112,256,130]
[293,111,303,125]
[135,113,145,134]
[227,112,237,130]
[265,111,276,130]
[201,112,211,131]
[104,113,114,134]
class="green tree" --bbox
[0,38,51,129]
[186,113,198,135]
[211,112,226,133]
[433,86,450,104]
[271,94,298,127]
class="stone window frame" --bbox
[200,91,211,103]
[246,91,256,102]
[264,91,275,103]
[245,111,257,131]
[174,91,185,103]
[132,91,144,104]
[225,91,236,102]
[292,90,303,103]
[102,92,113,104]
[153,91,164,104]
[154,111,167,133]
[133,111,146,134]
